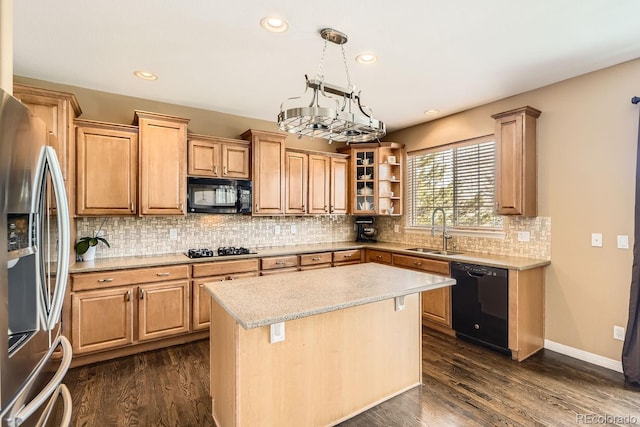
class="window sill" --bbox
[403,226,506,240]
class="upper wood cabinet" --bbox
[338,142,404,216]
[75,120,138,216]
[242,129,287,215]
[330,157,349,214]
[13,84,82,183]
[285,149,349,215]
[135,111,189,216]
[492,106,541,216]
[187,134,250,179]
[285,150,308,214]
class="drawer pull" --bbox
[414,261,422,266]
[344,254,352,258]
[98,278,114,283]
[156,272,171,276]
[275,261,285,265]
[312,257,321,261]
[199,284,204,288]
[376,255,382,259]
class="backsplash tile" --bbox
[76,214,550,260]
[375,215,551,260]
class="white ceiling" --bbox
[13,1,640,133]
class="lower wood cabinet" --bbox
[366,249,392,265]
[70,265,190,355]
[391,254,453,333]
[191,259,260,330]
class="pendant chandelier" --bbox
[277,28,386,144]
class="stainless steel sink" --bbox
[406,248,464,256]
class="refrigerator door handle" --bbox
[35,384,72,427]
[33,146,70,330]
[6,336,72,427]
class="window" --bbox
[406,135,503,230]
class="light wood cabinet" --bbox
[13,84,82,184]
[366,249,392,265]
[492,106,541,216]
[332,249,363,266]
[391,254,451,332]
[285,150,308,214]
[338,142,404,216]
[330,157,349,214]
[285,149,349,215]
[187,134,250,179]
[191,260,260,330]
[135,111,189,216]
[299,252,332,270]
[70,265,190,355]
[75,120,138,215]
[71,286,134,354]
[138,281,190,341]
[242,129,287,215]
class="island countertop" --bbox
[203,262,455,329]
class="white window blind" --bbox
[406,135,503,230]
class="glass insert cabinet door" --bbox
[354,149,376,213]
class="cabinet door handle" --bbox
[255,203,259,213]
[223,166,227,175]
[180,203,184,212]
[330,205,335,213]
[302,204,305,213]
[324,205,328,213]
[139,289,145,300]
[98,278,113,283]
[156,272,170,276]
[199,284,204,288]
[126,291,131,302]
[214,165,218,175]
[130,202,134,212]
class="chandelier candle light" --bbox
[277,28,386,144]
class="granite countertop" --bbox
[69,241,550,273]
[203,262,456,329]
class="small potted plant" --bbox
[75,219,110,261]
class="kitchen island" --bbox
[204,262,455,427]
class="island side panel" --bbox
[229,294,421,427]
[211,299,240,427]
[508,266,545,361]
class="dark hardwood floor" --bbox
[63,328,640,426]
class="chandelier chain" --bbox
[341,44,352,91]
[316,39,329,82]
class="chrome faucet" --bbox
[431,208,452,252]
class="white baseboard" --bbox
[544,340,623,373]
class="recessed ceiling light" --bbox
[260,16,289,33]
[133,70,158,81]
[424,109,440,115]
[356,53,377,64]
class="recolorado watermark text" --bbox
[576,414,638,424]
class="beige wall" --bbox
[13,76,346,153]
[388,58,640,361]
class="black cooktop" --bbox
[185,247,256,259]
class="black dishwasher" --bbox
[451,262,509,353]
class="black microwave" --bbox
[187,178,252,214]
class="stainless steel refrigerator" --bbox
[0,88,73,426]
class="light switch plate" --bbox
[169,229,177,240]
[517,231,530,242]
[591,233,603,247]
[395,296,405,311]
[614,325,625,341]
[617,235,629,249]
[394,224,400,233]
[291,225,297,234]
[274,225,281,235]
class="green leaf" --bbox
[75,240,89,254]
[89,237,98,247]
[96,237,110,248]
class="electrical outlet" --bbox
[591,233,603,247]
[270,322,285,343]
[394,224,400,233]
[274,225,281,235]
[614,325,625,341]
[291,225,297,234]
[169,229,178,240]
[517,231,530,242]
[617,235,629,249]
